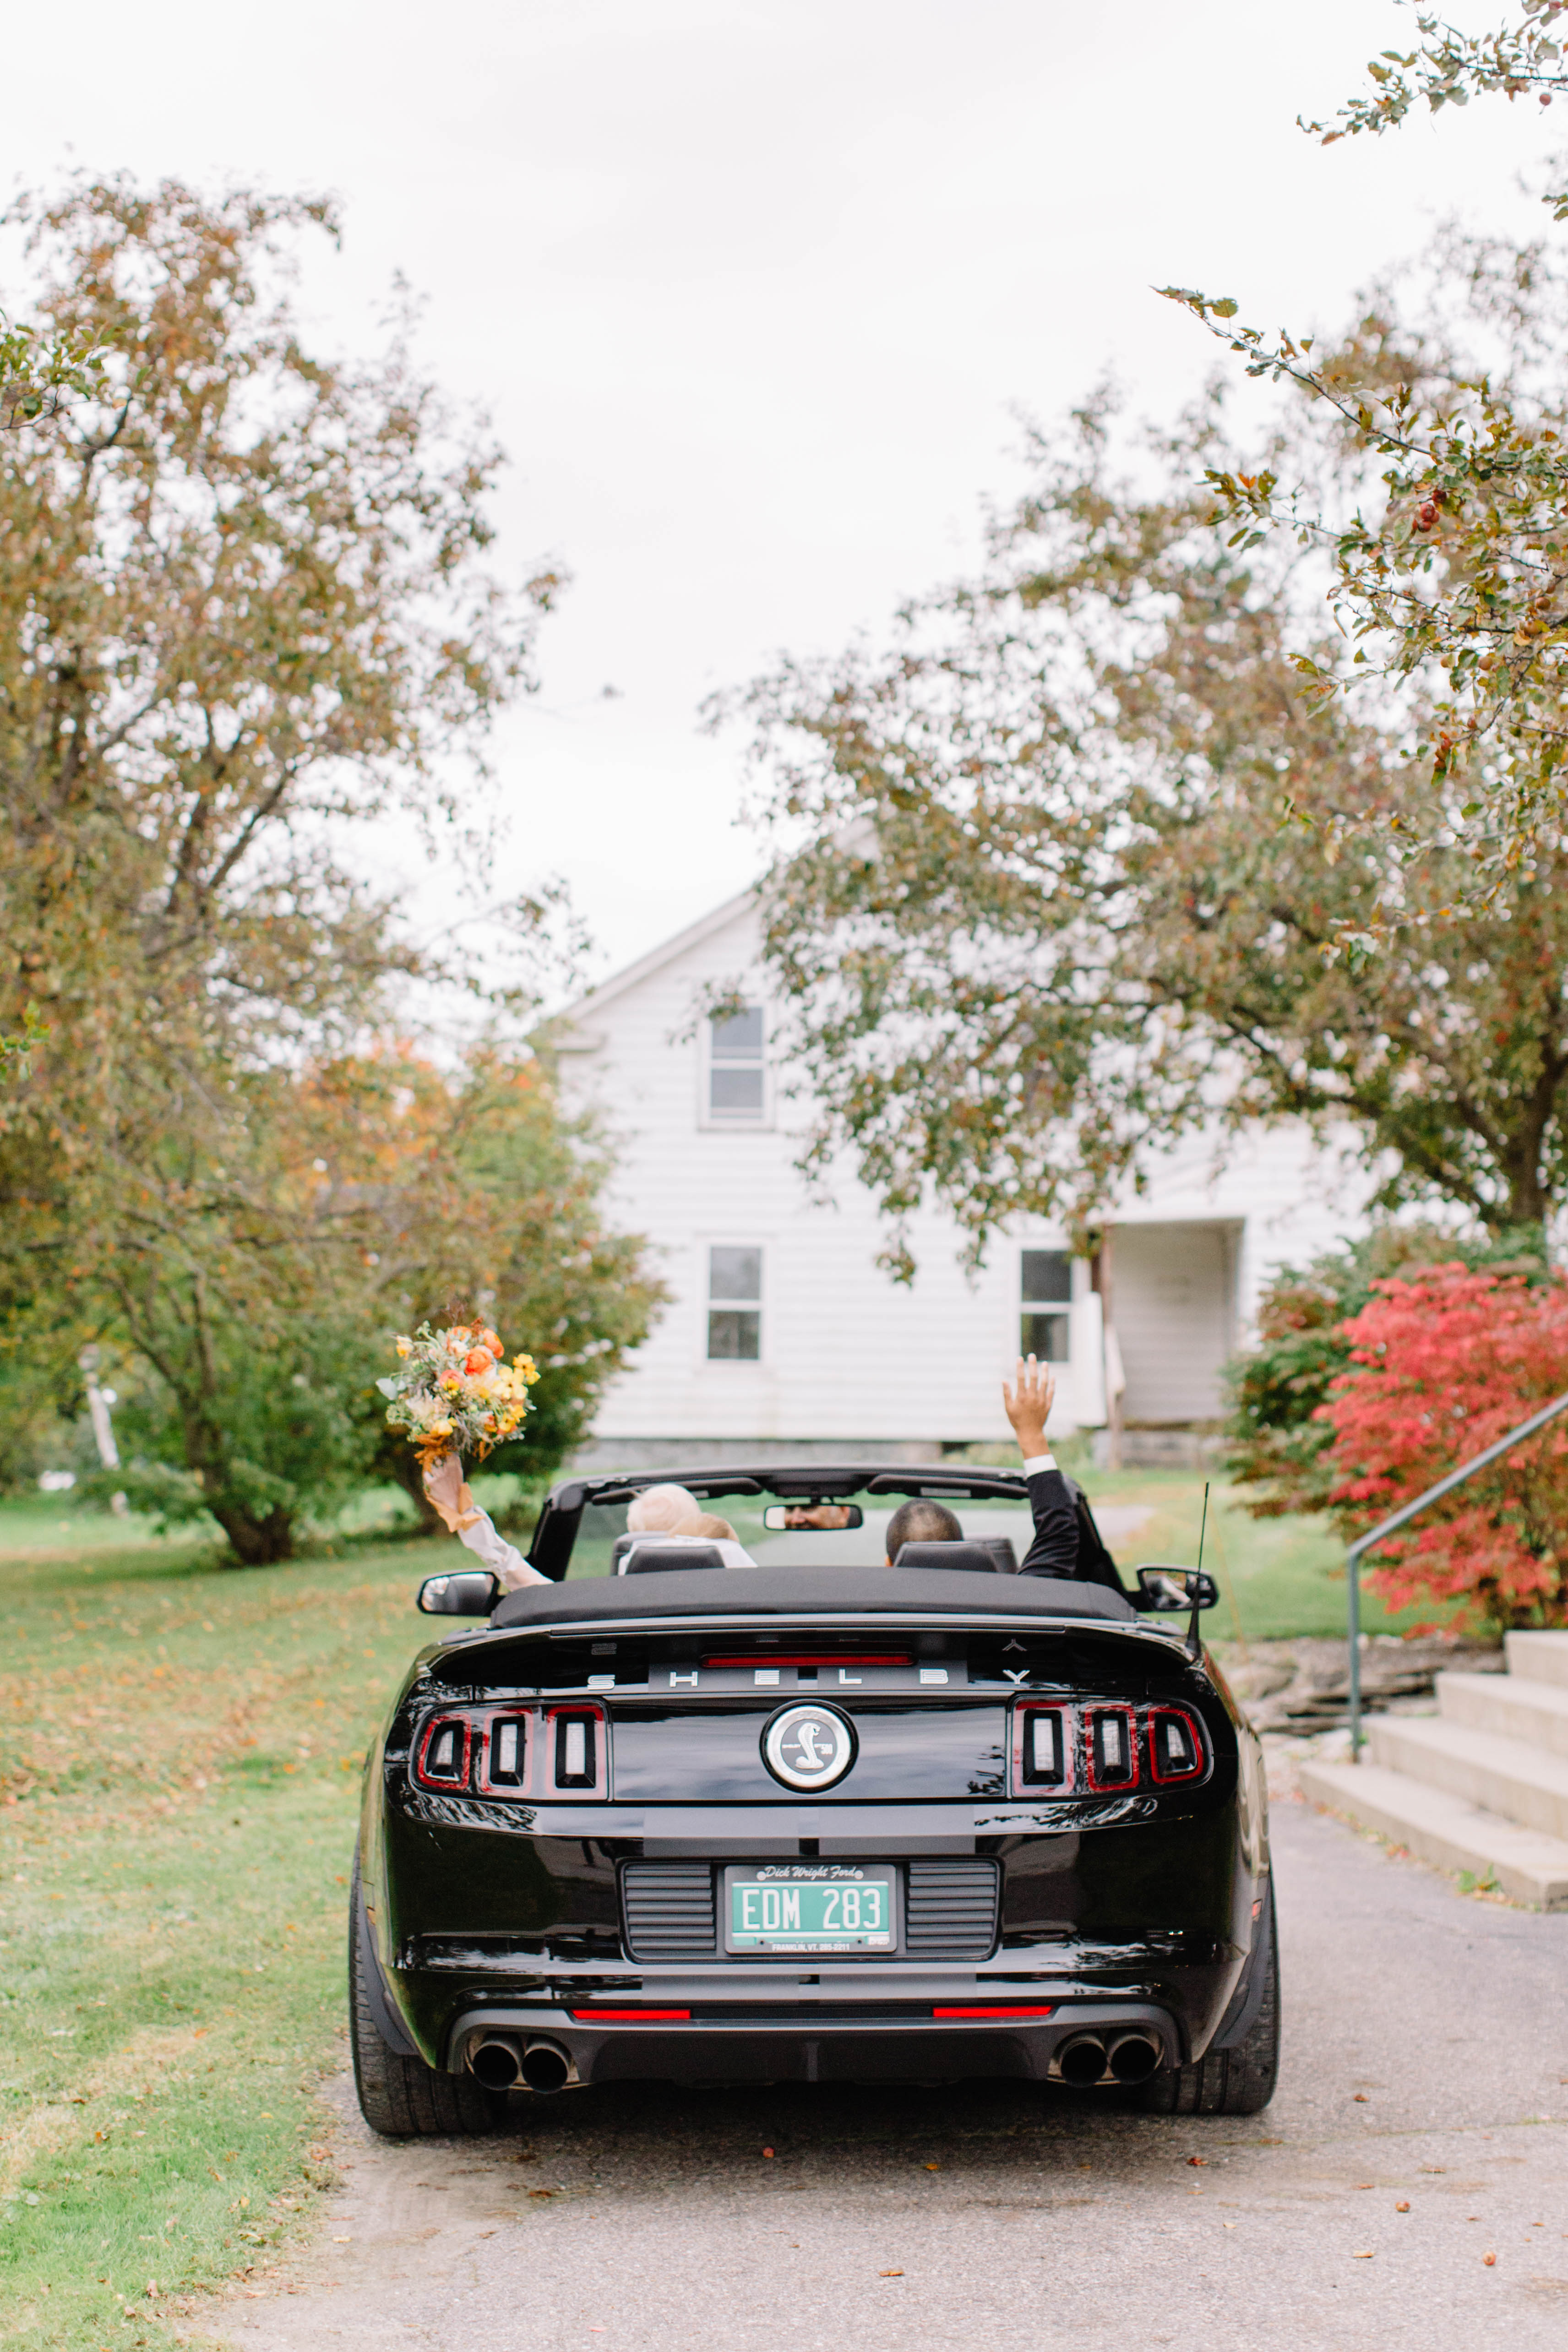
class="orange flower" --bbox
[464,1348,494,1375]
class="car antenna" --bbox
[1188,1480,1211,1660]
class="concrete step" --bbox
[1368,1714,1568,1842]
[1505,1629,1568,1688]
[1437,1668,1568,1759]
[1298,1758,1568,1909]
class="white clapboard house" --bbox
[555,886,1371,1467]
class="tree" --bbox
[1314,1262,1568,1628]
[1223,1223,1548,1519]
[723,382,1568,1271]
[0,178,570,1553]
[1166,4,1568,879]
[97,1050,664,1561]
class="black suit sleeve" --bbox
[1018,1468,1082,1580]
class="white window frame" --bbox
[703,1241,765,1365]
[1019,1246,1074,1365]
[699,1002,772,1131]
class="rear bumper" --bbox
[445,1996,1180,2087]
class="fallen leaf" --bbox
[1483,2252,1497,2267]
[1187,2156,1207,2167]
[1396,2202,1410,2214]
[924,2162,940,2172]
[1352,2250,1375,2260]
[879,2269,904,2277]
[1353,2093,1369,2104]
[528,2189,553,2200]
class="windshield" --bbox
[560,1491,1037,1579]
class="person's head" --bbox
[885,1499,962,1564]
[627,1482,702,1533]
[688,1512,737,1541]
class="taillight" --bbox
[414,1715,473,1790]
[1008,1699,1209,1797]
[478,1713,530,1797]
[411,1703,609,1802]
[1013,1704,1073,1791]
[1148,1706,1206,1784]
[1086,1706,1138,1792]
[545,1704,606,1797]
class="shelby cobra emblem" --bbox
[762,1703,857,1791]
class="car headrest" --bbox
[623,1541,728,1575]
[892,1541,1005,1573]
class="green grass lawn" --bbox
[0,1464,1411,2347]
[0,1499,441,2351]
[1069,1466,1437,1644]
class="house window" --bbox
[708,1006,765,1122]
[1021,1248,1072,1363]
[707,1245,762,1360]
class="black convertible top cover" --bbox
[489,1565,1138,1630]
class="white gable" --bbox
[556,890,1372,1460]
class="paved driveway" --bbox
[212,1802,1568,2352]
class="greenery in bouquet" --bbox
[378,1322,539,1470]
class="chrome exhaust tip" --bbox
[519,2039,572,2094]
[1056,2032,1109,2087]
[1107,2031,1161,2085]
[469,2034,524,2091]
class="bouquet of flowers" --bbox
[377,1321,540,1470]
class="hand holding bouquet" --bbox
[377,1320,540,1474]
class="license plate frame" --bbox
[722,1861,900,1956]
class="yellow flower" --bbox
[395,1337,412,1358]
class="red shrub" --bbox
[1320,1264,1568,1628]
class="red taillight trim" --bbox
[1148,1704,1208,1784]
[932,2004,1055,2019]
[570,2008,691,2022]
[413,1713,474,1791]
[702,1654,911,1669]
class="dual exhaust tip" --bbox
[469,2034,573,2094]
[1057,2030,1161,2087]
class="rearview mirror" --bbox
[418,1570,500,1617]
[762,1503,865,1531]
[1135,1565,1220,1612]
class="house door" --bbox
[1111,1221,1239,1425]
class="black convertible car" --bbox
[350,1464,1278,2134]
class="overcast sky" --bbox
[1,0,1553,989]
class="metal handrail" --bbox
[1346,1386,1568,1759]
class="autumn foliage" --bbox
[1320,1265,1568,1628]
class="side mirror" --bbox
[418,1570,501,1617]
[762,1503,865,1531]
[1135,1565,1220,1612]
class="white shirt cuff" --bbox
[1021,1453,1058,1477]
[457,1509,546,1589]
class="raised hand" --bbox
[1002,1354,1056,1457]
[423,1451,479,1533]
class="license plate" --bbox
[723,1863,897,1954]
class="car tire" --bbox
[1141,1884,1280,2117]
[350,1862,503,2139]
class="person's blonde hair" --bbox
[688,1512,736,1541]
[627,1482,702,1533]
